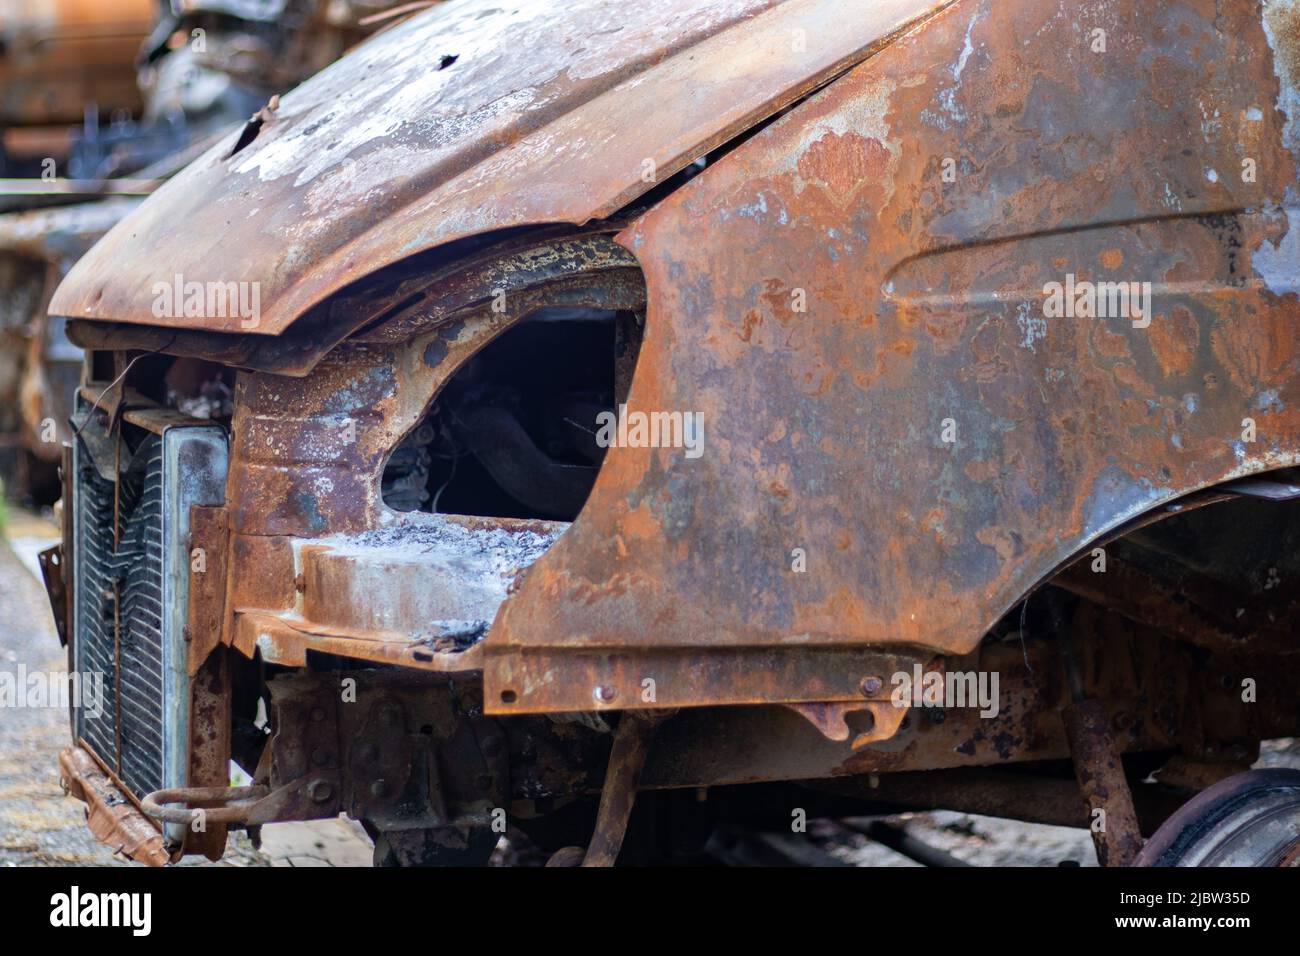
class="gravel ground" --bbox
[2,508,1296,868]
[812,813,1101,867]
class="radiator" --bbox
[70,407,227,811]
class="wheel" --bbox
[1135,769,1300,866]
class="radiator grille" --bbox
[71,415,227,804]
[74,435,166,797]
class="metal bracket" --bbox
[38,544,68,647]
[140,770,341,828]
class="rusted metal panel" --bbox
[186,504,230,676]
[228,515,563,670]
[233,611,486,671]
[36,544,67,646]
[495,646,925,713]
[183,648,231,860]
[486,0,1300,714]
[48,0,951,335]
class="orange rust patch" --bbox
[964,459,1000,482]
[797,131,892,209]
[1147,306,1199,377]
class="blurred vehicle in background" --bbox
[0,0,399,504]
[1,0,154,502]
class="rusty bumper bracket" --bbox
[59,746,172,867]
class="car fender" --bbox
[485,0,1300,713]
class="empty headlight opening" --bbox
[382,306,644,521]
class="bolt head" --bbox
[860,676,884,696]
[308,779,333,803]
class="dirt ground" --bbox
[1,507,1296,868]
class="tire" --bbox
[1134,769,1300,866]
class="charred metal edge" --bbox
[59,745,172,868]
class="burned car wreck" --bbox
[38,0,1300,867]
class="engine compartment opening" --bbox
[382,306,643,521]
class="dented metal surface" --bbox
[486,0,1300,714]
[49,0,950,334]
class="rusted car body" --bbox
[40,0,1300,866]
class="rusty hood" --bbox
[48,0,950,336]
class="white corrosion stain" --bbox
[780,76,901,207]
[1257,388,1287,412]
[1264,0,1300,160]
[1160,181,1182,211]
[952,6,978,82]
[322,513,563,592]
[228,2,543,187]
[1015,301,1047,352]
[1255,1,1300,295]
[930,3,985,127]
